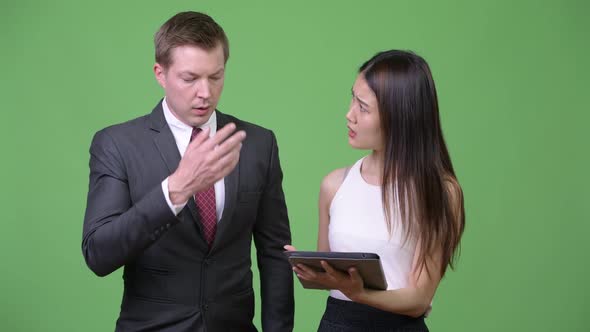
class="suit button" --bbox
[203,304,209,311]
[165,223,171,229]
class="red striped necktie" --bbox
[191,127,217,247]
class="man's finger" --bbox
[210,132,245,160]
[203,122,238,149]
[216,147,241,177]
[187,126,210,149]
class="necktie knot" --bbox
[191,127,202,142]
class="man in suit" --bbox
[82,11,294,331]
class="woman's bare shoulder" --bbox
[319,167,350,205]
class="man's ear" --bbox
[154,63,166,88]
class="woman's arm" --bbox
[351,246,442,317]
[317,168,348,251]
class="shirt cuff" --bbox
[161,177,187,216]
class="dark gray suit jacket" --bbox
[82,101,294,331]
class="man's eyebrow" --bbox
[180,71,197,76]
[180,68,225,76]
[212,68,225,75]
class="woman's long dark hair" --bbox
[360,50,465,278]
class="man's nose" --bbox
[195,80,211,100]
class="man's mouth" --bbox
[192,106,210,115]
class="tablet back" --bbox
[285,251,387,290]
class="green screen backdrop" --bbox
[1,1,588,331]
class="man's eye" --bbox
[183,78,195,82]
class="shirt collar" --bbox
[162,97,217,136]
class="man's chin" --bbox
[186,110,214,127]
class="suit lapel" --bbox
[152,126,181,176]
[211,111,239,251]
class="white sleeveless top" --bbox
[329,157,417,301]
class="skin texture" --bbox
[154,44,246,203]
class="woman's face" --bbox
[346,74,384,151]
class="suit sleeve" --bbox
[81,129,179,277]
[253,131,294,331]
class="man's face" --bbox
[154,44,225,127]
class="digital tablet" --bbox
[284,251,387,290]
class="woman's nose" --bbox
[346,106,355,123]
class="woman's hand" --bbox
[293,260,366,301]
[283,245,297,252]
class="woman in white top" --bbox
[286,50,465,331]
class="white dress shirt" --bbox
[160,98,225,221]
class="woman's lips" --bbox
[348,128,356,138]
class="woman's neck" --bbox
[361,150,384,185]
